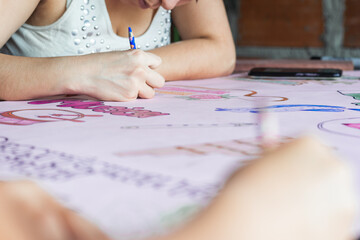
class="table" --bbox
[0,70,360,239]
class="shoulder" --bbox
[25,0,67,26]
[0,0,41,47]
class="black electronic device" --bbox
[248,67,342,79]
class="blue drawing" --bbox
[216,104,360,113]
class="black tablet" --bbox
[248,67,342,79]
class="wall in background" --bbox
[224,0,360,59]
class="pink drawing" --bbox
[28,99,170,118]
[0,114,40,125]
[158,86,229,95]
[156,85,287,102]
[0,109,102,126]
[116,136,292,158]
[156,86,236,100]
[343,123,360,130]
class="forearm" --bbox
[149,38,236,81]
[0,54,71,100]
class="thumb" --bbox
[143,52,162,69]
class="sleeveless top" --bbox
[1,0,171,57]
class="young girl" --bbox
[0,0,236,101]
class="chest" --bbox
[27,0,156,38]
[11,0,172,57]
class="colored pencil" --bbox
[256,100,279,150]
[128,27,136,49]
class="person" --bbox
[0,0,236,101]
[0,136,357,240]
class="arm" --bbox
[0,0,65,100]
[0,0,164,101]
[149,0,236,80]
[0,51,164,101]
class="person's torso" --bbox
[2,0,171,57]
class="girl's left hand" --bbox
[0,181,111,240]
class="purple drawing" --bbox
[28,99,170,118]
[318,117,360,138]
[216,104,360,113]
[0,136,219,200]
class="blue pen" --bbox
[128,27,136,49]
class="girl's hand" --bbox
[160,137,358,240]
[63,49,165,101]
[0,181,110,240]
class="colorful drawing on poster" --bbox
[234,77,307,86]
[116,139,260,157]
[156,86,236,100]
[216,104,360,113]
[318,117,360,138]
[0,136,219,200]
[159,204,201,230]
[338,90,360,106]
[156,85,288,102]
[28,99,170,118]
[240,89,288,102]
[0,109,102,126]
[120,122,256,130]
[116,137,292,158]
[156,86,230,96]
[343,123,360,130]
[179,94,234,100]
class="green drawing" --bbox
[235,77,303,86]
[338,91,360,106]
[159,204,201,230]
[178,94,235,100]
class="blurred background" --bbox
[224,0,360,60]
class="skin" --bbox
[0,0,236,101]
[0,181,110,240]
[0,137,357,240]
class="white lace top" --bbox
[2,0,171,57]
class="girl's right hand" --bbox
[62,49,165,101]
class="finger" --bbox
[37,211,75,240]
[90,88,136,102]
[63,210,110,240]
[138,83,155,99]
[128,50,162,69]
[142,51,162,69]
[161,0,179,9]
[85,80,138,102]
[144,67,165,89]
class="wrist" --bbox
[50,55,86,95]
